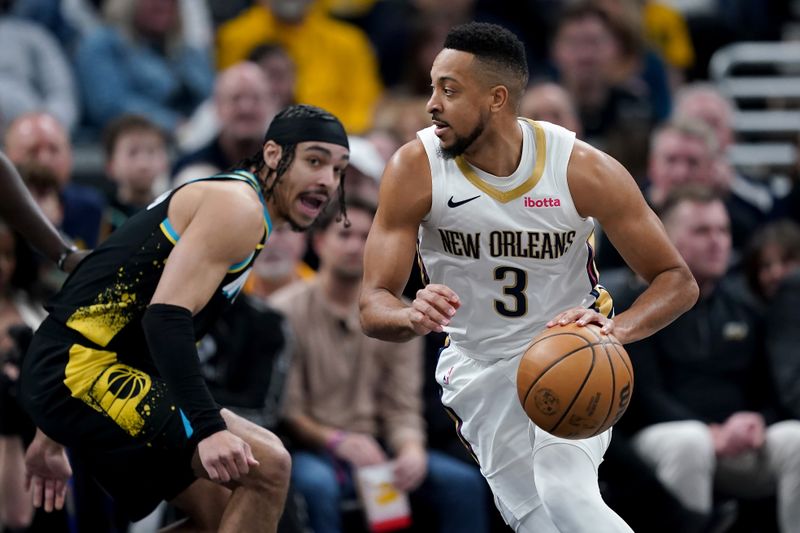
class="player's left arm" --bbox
[145,184,265,481]
[563,140,698,344]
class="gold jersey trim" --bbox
[454,119,547,204]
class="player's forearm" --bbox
[613,266,698,344]
[141,304,227,440]
[0,152,73,263]
[359,288,418,342]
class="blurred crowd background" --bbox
[1,0,800,532]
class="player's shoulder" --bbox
[384,139,429,179]
[567,140,627,188]
[177,179,265,242]
[376,139,432,221]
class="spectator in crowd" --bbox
[645,118,720,207]
[248,43,297,111]
[342,136,383,205]
[620,185,800,533]
[639,0,695,83]
[0,220,69,532]
[216,0,382,133]
[551,2,656,181]
[272,199,490,533]
[12,0,213,58]
[647,116,767,261]
[372,95,430,144]
[519,81,583,137]
[173,62,277,184]
[741,220,800,424]
[363,128,402,164]
[100,114,169,238]
[673,83,780,250]
[743,220,800,305]
[0,221,42,531]
[245,224,314,301]
[0,3,79,133]
[593,0,675,121]
[75,0,214,133]
[3,112,105,250]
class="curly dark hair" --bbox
[443,22,528,101]
[743,219,800,301]
[235,104,349,226]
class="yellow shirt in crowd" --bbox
[643,1,695,70]
[216,5,383,133]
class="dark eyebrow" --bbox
[435,76,461,85]
[303,145,350,162]
[303,145,332,156]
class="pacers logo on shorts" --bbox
[89,364,152,437]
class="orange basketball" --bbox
[516,323,633,440]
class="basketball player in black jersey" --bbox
[13,105,350,532]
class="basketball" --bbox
[516,323,633,440]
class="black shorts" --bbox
[20,319,198,521]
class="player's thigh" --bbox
[530,423,612,474]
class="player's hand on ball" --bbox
[25,429,72,512]
[198,430,259,483]
[408,284,460,334]
[547,307,614,335]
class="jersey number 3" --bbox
[494,266,527,317]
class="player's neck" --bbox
[461,118,523,177]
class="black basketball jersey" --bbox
[44,170,272,360]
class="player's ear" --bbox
[489,85,509,113]
[262,141,283,171]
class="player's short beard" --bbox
[438,121,485,160]
[286,215,309,232]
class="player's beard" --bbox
[438,120,485,160]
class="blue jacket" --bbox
[75,26,213,132]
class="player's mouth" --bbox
[432,119,450,137]
[297,191,329,219]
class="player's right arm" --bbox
[360,140,460,342]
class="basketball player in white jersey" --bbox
[360,23,698,533]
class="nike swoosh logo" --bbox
[447,195,481,208]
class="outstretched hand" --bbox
[24,429,72,512]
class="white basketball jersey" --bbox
[417,119,610,362]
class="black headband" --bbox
[264,116,349,149]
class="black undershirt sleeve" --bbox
[142,303,227,442]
